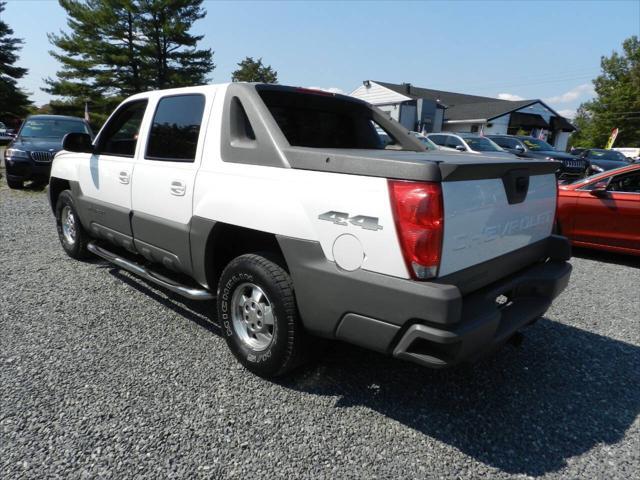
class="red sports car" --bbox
[557,164,640,256]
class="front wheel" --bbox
[217,253,310,377]
[55,190,89,259]
[6,176,24,189]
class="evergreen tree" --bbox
[45,0,214,127]
[0,1,32,118]
[231,57,278,83]
[139,0,214,89]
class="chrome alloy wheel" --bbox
[231,282,275,351]
[61,205,77,245]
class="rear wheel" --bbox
[217,253,310,377]
[55,190,89,259]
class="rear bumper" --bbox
[278,234,572,368]
[391,260,570,367]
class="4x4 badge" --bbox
[318,211,383,231]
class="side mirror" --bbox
[514,144,525,153]
[590,181,609,197]
[62,132,93,153]
[455,145,466,152]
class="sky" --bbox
[3,0,640,118]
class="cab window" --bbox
[493,137,520,149]
[446,136,464,149]
[429,134,447,146]
[146,94,206,162]
[97,100,148,157]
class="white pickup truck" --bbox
[49,83,572,377]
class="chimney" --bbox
[403,82,412,94]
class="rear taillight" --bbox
[388,180,444,280]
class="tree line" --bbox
[570,36,640,149]
[0,0,277,129]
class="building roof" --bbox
[444,99,538,121]
[371,80,574,130]
[375,80,499,106]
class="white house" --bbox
[350,80,576,151]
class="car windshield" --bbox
[19,118,89,139]
[522,138,555,151]
[589,150,628,162]
[463,136,502,152]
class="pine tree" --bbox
[0,1,32,118]
[231,57,278,83]
[45,0,214,127]
[138,0,215,89]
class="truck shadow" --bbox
[106,267,218,334]
[104,265,639,476]
[279,319,640,476]
[572,247,640,268]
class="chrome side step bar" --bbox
[87,242,215,301]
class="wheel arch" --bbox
[49,177,71,213]
[190,219,287,291]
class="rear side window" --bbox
[429,134,447,146]
[446,136,464,148]
[257,88,401,150]
[492,137,519,149]
[146,94,206,162]
[98,100,148,157]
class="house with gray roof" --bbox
[350,80,576,151]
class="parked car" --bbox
[0,121,15,144]
[576,148,631,174]
[557,164,640,256]
[49,83,571,377]
[4,115,92,189]
[487,135,588,181]
[426,132,515,158]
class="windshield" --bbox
[463,136,502,152]
[522,138,555,151]
[19,118,89,139]
[589,150,628,162]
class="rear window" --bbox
[256,88,402,150]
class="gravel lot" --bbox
[1,181,639,479]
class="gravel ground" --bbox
[1,182,639,479]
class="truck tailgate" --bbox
[439,173,557,276]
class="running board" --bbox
[87,242,215,301]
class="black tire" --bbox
[55,190,89,259]
[6,177,24,189]
[217,253,310,377]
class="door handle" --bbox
[170,180,186,196]
[118,171,130,184]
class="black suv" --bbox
[576,148,630,174]
[4,115,92,189]
[487,135,588,181]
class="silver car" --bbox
[427,132,516,158]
